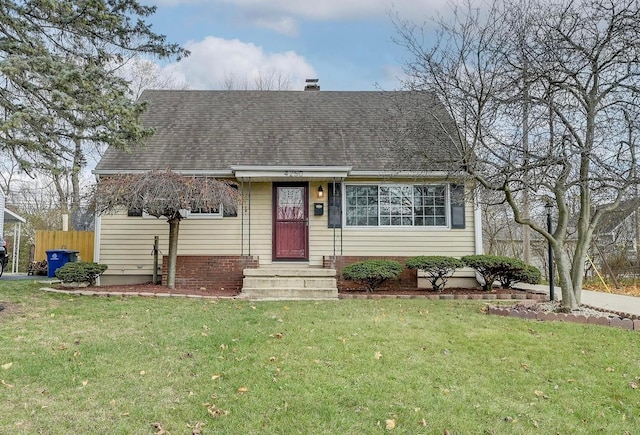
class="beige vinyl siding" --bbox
[98,182,275,278]
[308,180,477,264]
[238,182,272,264]
[99,179,478,276]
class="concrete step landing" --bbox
[241,266,338,300]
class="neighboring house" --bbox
[592,198,640,277]
[93,87,483,298]
[1,190,26,274]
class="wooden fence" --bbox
[35,231,94,263]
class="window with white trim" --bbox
[345,184,450,227]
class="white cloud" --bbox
[251,15,299,36]
[161,37,316,90]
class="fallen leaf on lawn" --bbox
[443,388,450,395]
[269,356,276,362]
[188,421,205,435]
[374,351,382,360]
[220,344,228,349]
[385,419,396,430]
[630,382,638,389]
[205,403,229,418]
[534,390,543,397]
[2,379,15,388]
[606,367,615,372]
[140,370,146,375]
[211,374,221,380]
[82,380,88,386]
[2,362,13,370]
[151,422,169,434]
[521,363,529,370]
[419,418,427,426]
[237,386,249,394]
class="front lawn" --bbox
[1,280,639,434]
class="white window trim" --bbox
[138,204,225,219]
[343,182,451,229]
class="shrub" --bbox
[406,256,465,292]
[500,264,542,288]
[342,259,403,292]
[55,262,108,286]
[461,255,526,291]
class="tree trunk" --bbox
[166,218,180,289]
[554,248,579,310]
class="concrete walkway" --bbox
[517,283,640,317]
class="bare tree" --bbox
[91,170,238,289]
[393,0,640,309]
[120,57,191,101]
[221,68,293,90]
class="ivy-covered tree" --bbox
[91,170,239,289]
[0,0,189,220]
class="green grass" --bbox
[1,280,639,434]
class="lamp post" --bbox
[545,202,555,301]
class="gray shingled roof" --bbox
[94,90,460,174]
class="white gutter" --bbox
[92,169,235,177]
[231,165,352,180]
[348,170,454,178]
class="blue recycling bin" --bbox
[46,249,79,278]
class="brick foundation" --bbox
[324,256,418,291]
[162,255,259,293]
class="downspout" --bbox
[94,214,102,285]
[474,188,485,286]
[93,174,102,285]
[332,178,336,257]
[241,179,244,256]
[248,179,252,256]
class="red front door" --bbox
[273,183,308,260]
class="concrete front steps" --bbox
[241,265,338,300]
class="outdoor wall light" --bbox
[317,185,324,198]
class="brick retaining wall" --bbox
[162,255,258,293]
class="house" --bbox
[591,198,640,278]
[1,189,26,274]
[92,87,483,298]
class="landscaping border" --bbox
[487,304,640,331]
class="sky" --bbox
[138,0,450,92]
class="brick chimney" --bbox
[304,78,320,91]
